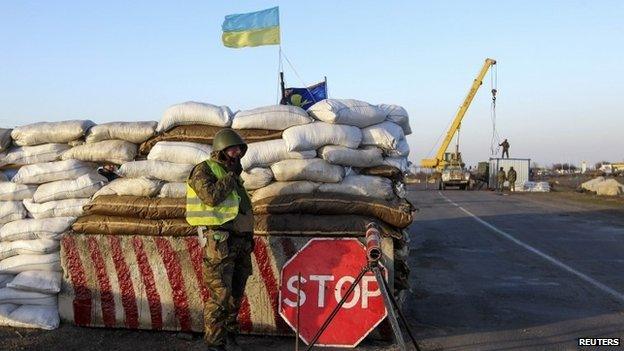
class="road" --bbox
[407,186,624,350]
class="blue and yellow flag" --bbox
[222,7,280,48]
[281,81,328,110]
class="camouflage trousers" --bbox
[203,230,254,346]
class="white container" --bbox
[488,158,530,190]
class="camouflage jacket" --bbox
[507,170,517,181]
[187,160,252,214]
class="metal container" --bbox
[488,158,530,190]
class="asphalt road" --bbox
[406,186,624,351]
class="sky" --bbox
[1,1,622,167]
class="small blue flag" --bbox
[281,81,328,110]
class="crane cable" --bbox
[490,63,502,156]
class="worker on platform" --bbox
[499,139,510,158]
[186,129,253,351]
[497,167,507,193]
[508,166,517,192]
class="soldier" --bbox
[497,167,506,193]
[186,129,254,351]
[499,139,510,158]
[508,166,517,192]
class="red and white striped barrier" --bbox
[59,234,394,334]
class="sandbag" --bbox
[158,182,186,198]
[7,271,62,294]
[93,177,163,198]
[0,217,75,242]
[384,138,410,157]
[319,145,384,168]
[85,121,157,144]
[253,193,414,228]
[359,165,403,181]
[12,160,95,184]
[0,172,7,182]
[251,181,319,203]
[0,144,71,166]
[383,157,409,172]
[11,120,95,146]
[0,253,61,274]
[72,215,196,237]
[271,159,344,183]
[23,198,89,219]
[33,173,107,203]
[0,288,57,305]
[83,195,185,220]
[318,175,395,200]
[242,139,316,170]
[118,160,193,182]
[0,201,27,225]
[61,140,137,165]
[232,105,313,130]
[282,122,362,152]
[361,121,405,150]
[147,141,212,165]
[596,179,624,196]
[0,275,13,288]
[139,125,283,155]
[308,99,386,128]
[0,305,59,330]
[254,213,401,239]
[378,104,412,135]
[157,101,233,132]
[241,168,273,190]
[0,239,60,260]
[0,129,12,152]
[0,183,36,201]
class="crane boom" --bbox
[421,58,497,170]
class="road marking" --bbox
[438,191,624,304]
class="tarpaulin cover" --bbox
[72,215,195,237]
[358,165,404,181]
[82,195,185,220]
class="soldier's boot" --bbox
[225,333,242,351]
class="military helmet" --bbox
[213,128,247,155]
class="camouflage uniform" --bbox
[500,140,510,158]
[188,155,254,347]
[497,169,506,192]
[507,168,517,192]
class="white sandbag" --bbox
[0,239,60,260]
[361,121,405,150]
[251,181,319,203]
[118,160,193,182]
[378,104,412,135]
[0,183,37,201]
[319,175,395,200]
[67,140,85,147]
[147,141,212,165]
[157,101,233,132]
[0,144,71,167]
[384,138,410,157]
[0,288,57,305]
[85,121,157,144]
[319,145,384,168]
[0,253,61,274]
[33,173,107,203]
[581,177,604,193]
[282,122,362,152]
[271,159,344,183]
[0,201,27,225]
[596,179,624,196]
[383,157,409,172]
[61,140,137,165]
[1,305,59,330]
[241,168,273,190]
[0,217,75,242]
[23,198,89,219]
[232,105,312,130]
[94,177,163,198]
[11,120,95,146]
[0,128,12,152]
[0,275,13,288]
[308,99,386,128]
[157,182,186,198]
[12,160,95,184]
[7,271,62,294]
[241,139,316,170]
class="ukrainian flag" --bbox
[222,7,280,48]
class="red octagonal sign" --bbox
[279,238,387,347]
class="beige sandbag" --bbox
[0,254,61,275]
[596,179,624,196]
[308,99,386,128]
[118,160,193,182]
[1,144,71,167]
[0,217,75,242]
[158,182,186,198]
[0,129,12,152]
[12,160,95,184]
[0,201,27,225]
[361,121,405,150]
[319,145,384,168]
[0,239,60,260]
[147,141,212,165]
[72,215,195,237]
[11,120,95,146]
[241,168,273,190]
[251,181,319,202]
[231,105,312,130]
[318,175,395,200]
[23,198,89,219]
[157,102,233,132]
[271,159,344,183]
[32,173,107,203]
[241,139,316,170]
[83,195,185,219]
[378,104,412,135]
[0,183,37,201]
[85,121,157,144]
[61,140,137,165]
[93,177,163,198]
[282,122,362,152]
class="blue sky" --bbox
[1,1,622,166]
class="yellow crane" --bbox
[421,58,497,171]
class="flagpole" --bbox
[324,76,328,99]
[280,71,286,102]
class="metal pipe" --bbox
[365,222,382,263]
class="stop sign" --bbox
[279,238,387,347]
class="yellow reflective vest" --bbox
[186,160,246,226]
